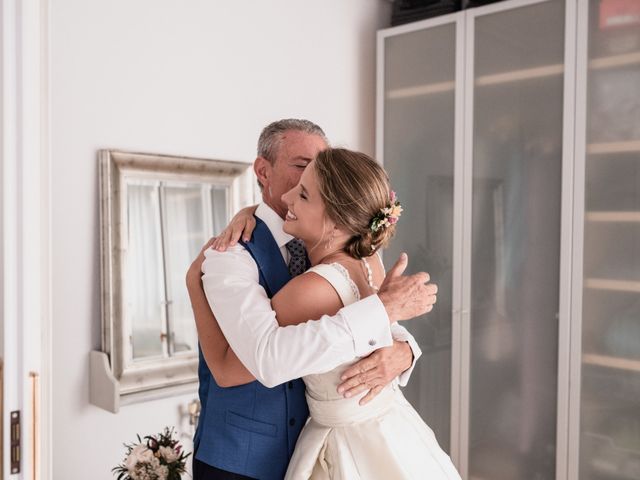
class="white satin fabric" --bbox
[284,263,461,480]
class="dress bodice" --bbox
[302,263,394,410]
[285,263,462,480]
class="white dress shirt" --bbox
[201,203,421,388]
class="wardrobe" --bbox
[377,0,640,478]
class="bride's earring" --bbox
[325,228,335,250]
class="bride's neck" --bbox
[306,240,348,267]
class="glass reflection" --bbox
[127,181,229,361]
[126,183,166,359]
[163,184,207,354]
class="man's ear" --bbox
[254,156,271,190]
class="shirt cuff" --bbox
[392,325,422,387]
[341,295,393,357]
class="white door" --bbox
[1,1,52,478]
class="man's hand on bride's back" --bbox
[378,253,438,323]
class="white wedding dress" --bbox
[284,263,462,480]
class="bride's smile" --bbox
[281,162,329,245]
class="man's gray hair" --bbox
[257,119,328,164]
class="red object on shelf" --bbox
[599,0,640,29]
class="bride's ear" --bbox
[332,223,349,238]
[324,217,338,232]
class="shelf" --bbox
[583,353,640,372]
[386,50,640,100]
[475,63,563,86]
[590,457,640,480]
[386,63,563,99]
[387,81,454,99]
[586,211,640,223]
[587,140,640,155]
[585,278,640,292]
[590,51,640,70]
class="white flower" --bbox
[155,464,169,480]
[125,446,164,480]
[389,204,403,218]
[131,457,161,480]
[159,446,179,463]
[126,445,148,470]
[139,448,155,464]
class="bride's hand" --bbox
[211,205,258,251]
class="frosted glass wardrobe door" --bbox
[578,0,640,478]
[381,19,458,452]
[467,1,565,479]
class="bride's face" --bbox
[281,161,332,245]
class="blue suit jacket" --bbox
[194,217,309,479]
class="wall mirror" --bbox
[90,150,254,412]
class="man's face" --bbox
[260,130,327,219]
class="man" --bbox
[187,119,437,480]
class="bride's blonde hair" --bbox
[313,148,396,259]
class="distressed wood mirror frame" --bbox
[90,150,254,412]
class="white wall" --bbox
[51,0,390,477]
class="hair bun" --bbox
[314,148,398,259]
[345,223,396,258]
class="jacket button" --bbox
[289,418,296,426]
[288,381,293,389]
[368,339,377,346]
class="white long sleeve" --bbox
[390,322,421,386]
[201,246,395,387]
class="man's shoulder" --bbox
[202,244,254,272]
[204,244,248,259]
[251,218,281,243]
[201,246,260,278]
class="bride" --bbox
[189,148,461,479]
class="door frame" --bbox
[1,0,52,478]
[567,0,590,478]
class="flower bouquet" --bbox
[112,427,191,480]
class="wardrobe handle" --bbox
[29,371,39,480]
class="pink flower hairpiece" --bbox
[369,190,403,232]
